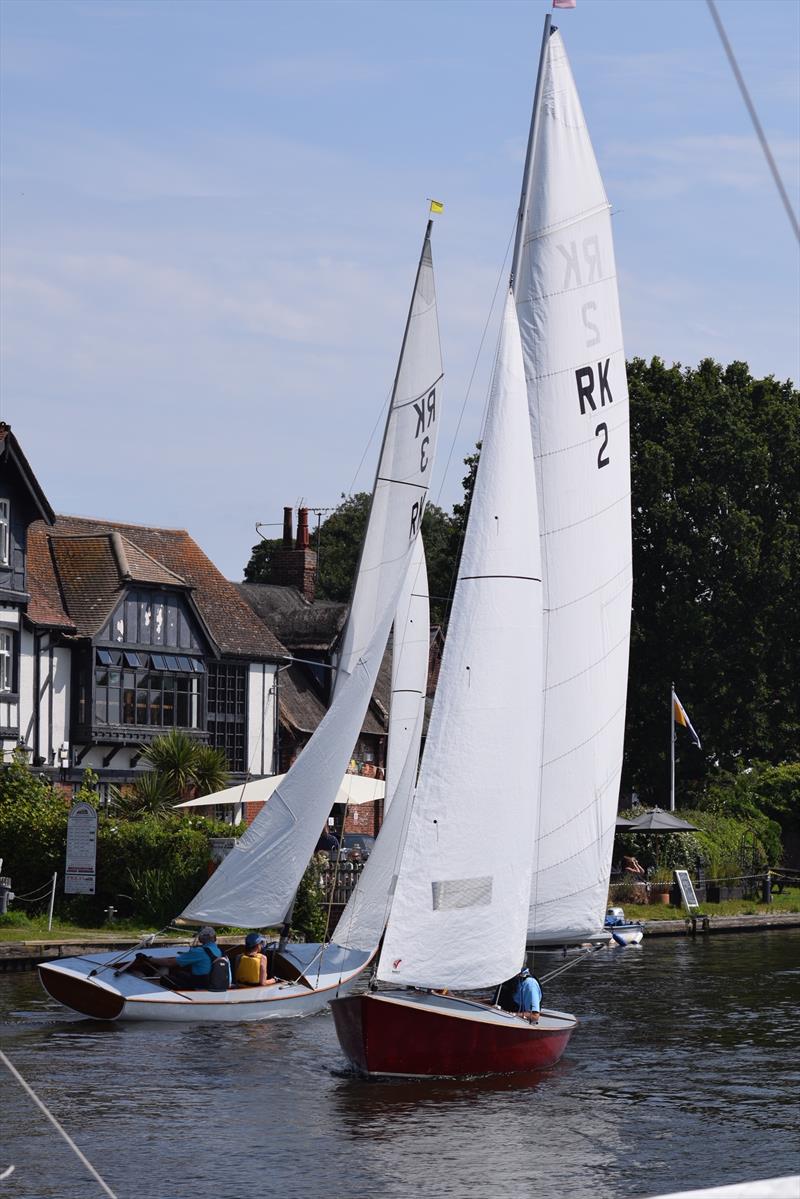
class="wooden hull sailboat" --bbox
[331,992,576,1079]
[39,223,442,1024]
[332,15,631,1079]
[39,944,371,1023]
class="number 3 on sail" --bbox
[331,13,632,1078]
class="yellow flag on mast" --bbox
[428,199,444,214]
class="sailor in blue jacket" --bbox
[513,967,542,1023]
[163,926,222,989]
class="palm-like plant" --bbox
[141,729,199,800]
[110,771,175,817]
[192,746,230,796]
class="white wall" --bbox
[247,661,277,778]
[17,631,71,766]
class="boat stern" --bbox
[39,962,126,1020]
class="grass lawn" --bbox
[0,912,166,943]
[620,888,800,922]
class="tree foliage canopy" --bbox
[625,358,798,803]
[242,358,798,825]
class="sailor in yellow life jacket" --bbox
[234,932,276,987]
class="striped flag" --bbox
[673,691,701,748]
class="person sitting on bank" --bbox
[622,855,646,877]
[513,967,542,1024]
[158,926,222,990]
[234,932,277,987]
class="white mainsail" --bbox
[515,29,633,943]
[333,538,429,954]
[180,225,443,930]
[378,294,543,990]
[335,232,441,690]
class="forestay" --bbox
[180,226,443,931]
[378,295,543,990]
[333,539,429,953]
[515,29,632,943]
[335,230,442,690]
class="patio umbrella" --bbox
[628,808,698,833]
[615,816,636,828]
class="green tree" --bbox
[243,536,282,583]
[624,358,799,803]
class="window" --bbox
[207,662,247,773]
[0,630,12,691]
[0,500,9,567]
[97,589,202,651]
[93,659,203,731]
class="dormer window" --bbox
[0,500,9,566]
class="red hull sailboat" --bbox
[331,14,631,1080]
[331,991,576,1078]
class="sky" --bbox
[1,0,798,579]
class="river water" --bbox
[1,930,798,1199]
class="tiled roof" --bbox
[235,583,345,651]
[278,665,329,736]
[26,515,287,660]
[236,581,391,736]
[0,423,55,524]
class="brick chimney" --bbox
[262,506,317,600]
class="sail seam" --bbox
[526,344,625,383]
[543,561,631,613]
[375,477,429,490]
[459,574,542,582]
[533,825,618,889]
[392,373,445,410]
[520,274,618,306]
[523,199,611,243]
[541,629,629,693]
[542,698,626,768]
[534,415,629,462]
[541,491,632,538]
[536,771,622,839]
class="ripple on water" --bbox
[2,931,800,1199]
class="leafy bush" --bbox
[290,860,327,942]
[0,755,243,926]
[0,755,70,898]
[616,806,782,881]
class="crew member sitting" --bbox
[159,926,222,989]
[513,967,542,1024]
[234,932,277,987]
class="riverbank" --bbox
[0,931,247,972]
[3,910,800,971]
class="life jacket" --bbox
[235,952,264,986]
[202,946,231,992]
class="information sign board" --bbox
[64,802,98,894]
[674,869,699,910]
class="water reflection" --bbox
[2,932,799,1199]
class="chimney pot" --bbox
[282,507,293,548]
[296,507,310,551]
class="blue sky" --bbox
[1,0,798,578]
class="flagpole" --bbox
[670,682,676,812]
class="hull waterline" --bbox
[330,990,576,1078]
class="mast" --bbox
[333,217,435,697]
[509,14,553,296]
[670,682,676,812]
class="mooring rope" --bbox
[1,1050,119,1198]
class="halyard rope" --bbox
[1,1050,119,1198]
